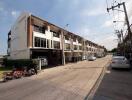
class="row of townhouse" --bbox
[7,12,106,66]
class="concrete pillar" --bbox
[39,59,41,70]
[61,30,65,65]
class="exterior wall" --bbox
[8,12,106,61]
[32,27,61,49]
[8,12,30,59]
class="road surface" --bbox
[0,55,111,100]
[94,62,132,100]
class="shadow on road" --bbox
[93,65,132,100]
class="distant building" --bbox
[7,12,106,65]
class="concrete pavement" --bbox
[0,55,111,100]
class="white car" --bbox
[82,56,87,60]
[88,56,96,61]
[111,56,131,69]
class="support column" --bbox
[27,16,33,48]
[61,30,65,65]
[39,59,41,71]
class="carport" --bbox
[30,49,62,68]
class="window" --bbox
[79,46,82,50]
[74,45,78,50]
[33,25,45,33]
[89,48,91,51]
[35,37,40,47]
[51,30,59,37]
[78,40,82,43]
[65,43,70,50]
[51,40,53,48]
[65,36,69,40]
[34,37,46,48]
[86,47,88,51]
[73,38,76,42]
[53,32,59,37]
[47,39,49,48]
[41,38,46,48]
[54,41,60,49]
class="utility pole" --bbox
[107,2,131,37]
[107,2,132,57]
[122,2,131,37]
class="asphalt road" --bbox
[94,61,132,100]
[0,55,111,100]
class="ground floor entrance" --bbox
[30,49,62,67]
[65,51,83,63]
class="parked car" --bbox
[111,56,131,69]
[96,53,103,58]
[41,57,48,67]
[82,56,87,60]
[88,56,96,61]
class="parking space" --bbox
[94,65,132,100]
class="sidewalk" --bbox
[93,66,132,100]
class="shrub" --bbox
[3,59,32,67]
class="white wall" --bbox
[33,27,61,49]
[9,12,30,59]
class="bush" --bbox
[3,59,32,67]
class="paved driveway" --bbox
[0,55,111,100]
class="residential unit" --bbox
[7,12,106,66]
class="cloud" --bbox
[0,0,118,54]
[102,20,113,27]
[102,11,125,29]
[11,11,20,18]
[103,0,132,29]
[74,25,94,41]
[126,0,132,18]
[76,26,117,50]
[74,24,117,50]
[0,7,3,12]
[0,1,4,12]
[81,8,105,17]
[95,35,118,50]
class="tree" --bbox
[110,48,117,53]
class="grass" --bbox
[0,66,12,79]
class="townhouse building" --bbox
[7,12,105,66]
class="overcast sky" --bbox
[0,0,132,55]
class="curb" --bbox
[84,60,110,100]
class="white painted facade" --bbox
[8,12,105,60]
[8,12,30,59]
[33,30,61,49]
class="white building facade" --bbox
[7,12,106,65]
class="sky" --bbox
[0,0,132,55]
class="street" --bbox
[94,61,132,100]
[0,55,111,100]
